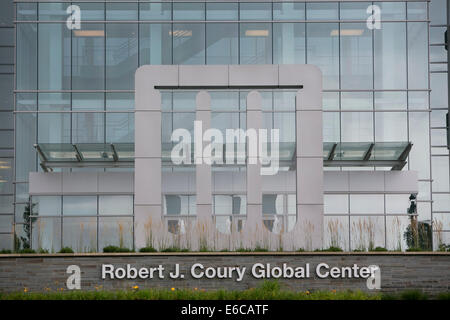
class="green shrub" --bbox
[18,248,36,254]
[438,244,450,252]
[139,246,157,253]
[406,247,423,252]
[399,290,428,300]
[253,246,269,252]
[103,246,133,253]
[296,248,305,252]
[58,247,74,253]
[160,247,189,253]
[315,246,343,252]
[235,248,253,252]
[0,249,12,254]
[370,247,388,252]
[38,248,49,254]
[437,292,450,300]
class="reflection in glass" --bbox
[99,217,133,250]
[240,23,272,64]
[273,23,305,64]
[173,23,205,65]
[106,24,138,90]
[38,24,71,90]
[32,217,61,252]
[206,23,238,65]
[63,217,97,252]
[72,24,105,90]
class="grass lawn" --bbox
[1,281,449,300]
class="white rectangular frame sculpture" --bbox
[134,65,323,251]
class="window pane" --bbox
[341,92,373,110]
[140,2,171,20]
[214,195,246,215]
[374,23,407,90]
[72,93,104,111]
[72,113,104,143]
[38,24,71,90]
[17,24,37,90]
[38,93,70,111]
[0,195,13,214]
[340,2,369,20]
[240,23,272,64]
[408,91,429,110]
[324,195,348,214]
[306,2,338,20]
[206,3,238,20]
[350,195,384,214]
[273,23,305,64]
[72,24,105,90]
[0,74,13,109]
[324,216,349,250]
[375,2,406,20]
[430,73,448,108]
[39,3,67,21]
[206,23,238,65]
[341,112,373,142]
[106,92,134,111]
[263,194,284,214]
[407,2,427,20]
[164,195,196,215]
[429,0,446,25]
[99,217,133,250]
[139,24,172,65]
[273,2,305,20]
[106,3,138,20]
[0,159,13,194]
[32,196,61,216]
[63,196,97,216]
[340,23,372,90]
[240,3,271,20]
[73,2,104,21]
[38,113,71,143]
[173,23,205,65]
[210,91,239,111]
[173,3,204,20]
[99,196,133,215]
[323,112,340,142]
[307,23,339,89]
[15,113,37,181]
[408,23,428,90]
[106,113,134,143]
[106,24,138,90]
[32,217,61,252]
[350,216,385,250]
[63,217,96,252]
[17,3,37,21]
[375,112,407,142]
[375,92,407,110]
[0,131,13,149]
[432,156,449,192]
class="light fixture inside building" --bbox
[169,30,192,37]
[245,30,269,37]
[330,29,364,36]
[73,30,105,37]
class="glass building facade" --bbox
[0,0,448,251]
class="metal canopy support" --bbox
[363,143,375,161]
[111,144,119,162]
[73,144,83,162]
[327,143,337,161]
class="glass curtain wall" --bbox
[13,1,433,251]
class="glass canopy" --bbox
[35,142,412,171]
